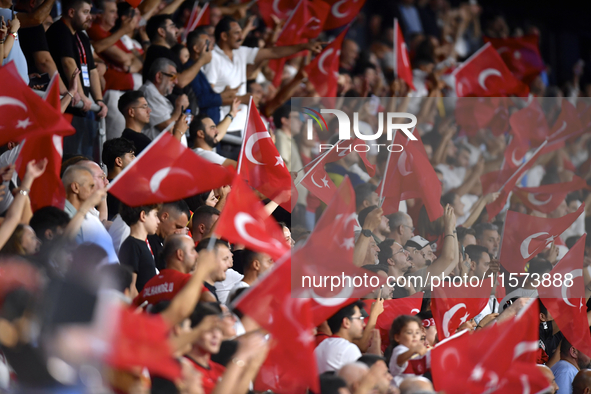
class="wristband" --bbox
[232,358,245,367]
[226,113,234,121]
[445,234,455,238]
[67,91,74,99]
[19,189,29,197]
[96,99,104,104]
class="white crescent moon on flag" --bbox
[442,303,466,337]
[410,308,420,314]
[554,121,567,135]
[52,135,63,158]
[0,97,28,112]
[272,0,286,16]
[235,212,272,250]
[478,69,502,90]
[398,151,412,176]
[513,341,539,360]
[561,268,582,307]
[519,232,550,259]
[440,347,461,370]
[245,131,270,166]
[331,0,349,18]
[527,193,552,206]
[511,150,523,166]
[311,172,323,188]
[150,167,171,193]
[309,285,354,306]
[318,48,334,75]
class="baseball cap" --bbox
[405,235,433,250]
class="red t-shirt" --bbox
[184,356,226,394]
[133,269,208,306]
[86,23,134,92]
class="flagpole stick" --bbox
[496,139,548,193]
[207,234,218,250]
[237,97,253,175]
[294,142,340,186]
[378,130,396,207]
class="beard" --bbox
[204,133,217,148]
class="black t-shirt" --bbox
[142,44,180,83]
[210,340,238,367]
[122,128,152,154]
[147,233,165,271]
[19,24,49,75]
[204,282,219,302]
[539,321,564,360]
[106,185,121,221]
[119,236,157,292]
[46,20,96,98]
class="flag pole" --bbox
[294,142,340,186]
[378,130,396,207]
[496,139,548,193]
[236,97,253,175]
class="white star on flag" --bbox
[321,176,330,188]
[459,312,470,325]
[342,237,355,250]
[470,365,484,381]
[545,234,557,243]
[275,155,284,167]
[297,329,314,345]
[16,118,32,129]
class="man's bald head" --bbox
[537,365,559,394]
[573,369,591,394]
[337,362,369,392]
[399,376,435,394]
[62,165,94,197]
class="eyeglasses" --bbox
[403,225,415,232]
[349,316,364,321]
[161,72,177,81]
[393,248,408,257]
[131,105,150,110]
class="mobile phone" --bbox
[205,39,210,51]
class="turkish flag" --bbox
[300,163,337,205]
[268,0,308,87]
[315,137,376,177]
[108,131,235,206]
[303,1,330,39]
[480,141,547,219]
[432,299,548,394]
[539,235,591,358]
[377,133,443,221]
[431,283,491,339]
[0,62,75,146]
[455,97,510,137]
[304,28,347,98]
[214,176,290,260]
[394,18,415,90]
[258,0,298,30]
[513,175,589,214]
[15,73,70,211]
[233,254,319,394]
[484,35,545,85]
[292,177,385,313]
[509,98,550,147]
[548,99,584,143]
[454,43,529,97]
[184,2,209,40]
[502,136,529,170]
[499,203,585,273]
[237,98,292,212]
[363,293,423,352]
[323,0,367,30]
[106,306,181,380]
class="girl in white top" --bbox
[386,315,431,386]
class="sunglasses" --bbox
[161,72,177,81]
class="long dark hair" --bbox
[384,315,422,365]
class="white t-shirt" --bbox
[388,344,431,387]
[202,45,259,131]
[228,280,250,303]
[215,268,244,305]
[193,147,226,165]
[314,337,362,374]
[108,214,130,256]
[435,164,467,194]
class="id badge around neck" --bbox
[81,64,90,87]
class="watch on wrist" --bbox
[19,189,29,197]
[361,229,372,238]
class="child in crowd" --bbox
[387,315,431,386]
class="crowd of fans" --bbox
[1,0,591,393]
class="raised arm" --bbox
[424,205,458,279]
[17,0,56,28]
[254,41,323,65]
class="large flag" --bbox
[394,18,415,90]
[302,1,330,39]
[548,99,584,143]
[431,283,491,339]
[499,203,585,273]
[454,43,529,97]
[258,0,298,30]
[108,131,235,206]
[323,0,366,30]
[455,98,510,136]
[183,2,210,42]
[304,28,347,98]
[237,98,292,212]
[0,62,75,146]
[539,235,591,358]
[377,132,443,221]
[432,300,548,394]
[214,176,290,260]
[233,254,319,394]
[480,141,547,219]
[484,35,545,84]
[299,161,337,205]
[106,306,181,380]
[513,175,589,214]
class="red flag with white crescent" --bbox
[484,35,545,85]
[323,0,366,30]
[237,97,292,212]
[538,235,591,358]
[214,175,290,260]
[513,175,589,214]
[499,203,585,273]
[304,27,347,98]
[107,131,235,206]
[299,164,337,205]
[394,18,415,90]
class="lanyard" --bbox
[75,33,87,65]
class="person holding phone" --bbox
[0,3,28,83]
